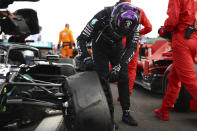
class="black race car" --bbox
[0,43,112,131]
[0,1,113,130]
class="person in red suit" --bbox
[155,0,197,121]
[118,0,152,98]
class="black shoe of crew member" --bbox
[122,110,138,126]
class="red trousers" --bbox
[162,32,197,108]
[128,43,140,95]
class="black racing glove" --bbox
[109,64,121,82]
[75,53,94,71]
[158,26,172,42]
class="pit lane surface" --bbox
[13,83,197,131]
[112,84,197,131]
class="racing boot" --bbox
[154,106,169,121]
[122,110,138,126]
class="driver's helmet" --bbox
[110,2,140,36]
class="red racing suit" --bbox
[161,0,197,108]
[123,8,152,95]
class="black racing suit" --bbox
[77,6,139,121]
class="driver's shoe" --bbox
[154,106,169,121]
[122,110,138,126]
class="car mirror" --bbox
[46,55,59,61]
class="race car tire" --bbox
[58,58,74,65]
[174,87,192,112]
[162,64,189,112]
[56,58,76,76]
[162,64,172,95]
[162,64,197,112]
[60,64,76,77]
[19,106,46,127]
[62,71,113,131]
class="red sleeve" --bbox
[139,8,152,35]
[164,0,181,32]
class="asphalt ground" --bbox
[112,83,197,131]
[4,83,197,131]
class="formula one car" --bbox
[0,63,112,131]
[135,39,173,94]
[26,41,55,58]
[26,40,76,66]
[0,43,39,77]
[0,43,112,130]
[0,42,76,83]
[136,38,197,112]
[0,43,112,131]
[0,2,112,130]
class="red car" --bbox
[136,39,173,93]
[136,39,197,112]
